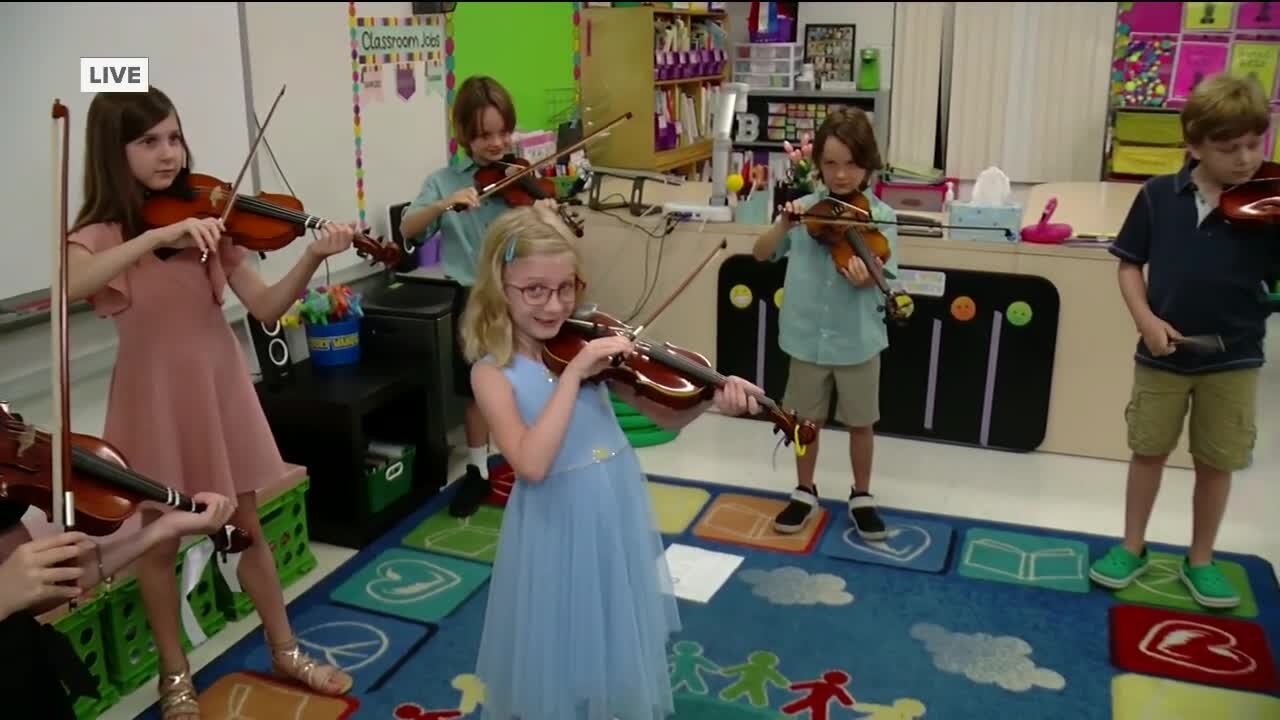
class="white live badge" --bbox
[81,58,149,92]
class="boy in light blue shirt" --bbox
[753,108,899,541]
[399,75,522,517]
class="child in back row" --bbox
[752,107,899,542]
[459,204,761,720]
[401,75,559,518]
[1089,73,1280,609]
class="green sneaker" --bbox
[1089,545,1150,589]
[1180,558,1241,609]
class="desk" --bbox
[1023,181,1139,237]
[573,178,1192,468]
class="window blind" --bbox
[944,2,1117,183]
[888,2,948,169]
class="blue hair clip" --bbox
[503,235,518,263]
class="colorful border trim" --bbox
[348,1,366,227]
[445,13,458,161]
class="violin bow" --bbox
[796,196,1016,240]
[50,100,72,534]
[471,112,635,203]
[628,238,728,339]
[204,85,288,262]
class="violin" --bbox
[141,172,402,268]
[44,100,251,560]
[473,154,585,237]
[542,309,819,451]
[141,85,400,269]
[451,112,635,231]
[0,404,252,555]
[785,191,915,324]
[1219,160,1280,225]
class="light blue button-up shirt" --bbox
[407,160,509,287]
[768,188,900,367]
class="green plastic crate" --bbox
[365,446,414,515]
[53,593,120,720]
[213,478,317,620]
[99,538,227,693]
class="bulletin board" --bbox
[445,2,581,162]
[1111,2,1280,109]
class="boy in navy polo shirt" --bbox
[1089,74,1280,609]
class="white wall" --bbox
[0,2,429,438]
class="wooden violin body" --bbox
[473,155,585,237]
[1220,161,1280,225]
[787,192,914,324]
[542,309,819,449]
[0,405,251,555]
[142,172,402,268]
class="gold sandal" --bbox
[157,667,201,720]
[268,634,354,696]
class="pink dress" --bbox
[68,223,287,501]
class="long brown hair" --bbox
[72,86,193,238]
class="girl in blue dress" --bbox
[459,204,760,720]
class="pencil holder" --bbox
[305,316,362,367]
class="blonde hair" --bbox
[459,207,585,366]
[1181,73,1271,145]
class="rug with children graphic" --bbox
[160,473,1280,720]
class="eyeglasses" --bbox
[505,277,586,305]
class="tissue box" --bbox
[946,201,1022,242]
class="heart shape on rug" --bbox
[366,557,462,604]
[844,524,932,563]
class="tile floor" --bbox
[103,318,1279,718]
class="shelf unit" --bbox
[729,87,891,152]
[579,4,730,177]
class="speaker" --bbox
[413,2,456,13]
[247,317,294,387]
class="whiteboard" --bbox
[0,3,252,301]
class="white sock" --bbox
[468,446,489,477]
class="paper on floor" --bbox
[662,543,744,603]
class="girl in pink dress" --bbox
[66,87,357,719]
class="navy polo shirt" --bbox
[1109,160,1279,375]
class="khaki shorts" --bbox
[783,355,880,427]
[1126,363,1259,472]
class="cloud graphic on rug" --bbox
[738,566,853,606]
[910,623,1065,692]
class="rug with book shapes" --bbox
[150,474,1280,720]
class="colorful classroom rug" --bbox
[154,473,1280,720]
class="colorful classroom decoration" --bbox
[1111,2,1280,109]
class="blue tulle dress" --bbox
[474,352,681,720]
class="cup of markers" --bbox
[283,285,365,367]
